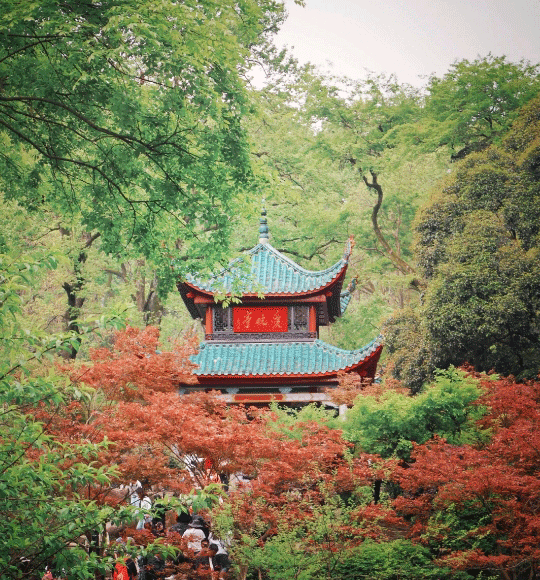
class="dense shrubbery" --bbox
[385,98,540,390]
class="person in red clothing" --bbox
[124,555,137,580]
[113,558,129,580]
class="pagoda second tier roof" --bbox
[183,241,350,296]
[190,336,383,378]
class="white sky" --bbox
[272,0,540,87]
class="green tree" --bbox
[425,54,540,160]
[0,0,286,292]
[423,214,540,378]
[301,71,426,277]
[381,307,434,393]
[333,539,456,580]
[0,254,132,579]
[387,97,540,387]
[0,195,147,359]
[341,367,485,461]
[238,68,445,349]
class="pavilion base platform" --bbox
[177,379,355,414]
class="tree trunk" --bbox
[373,479,382,504]
[362,171,416,276]
[133,260,165,326]
[60,231,100,359]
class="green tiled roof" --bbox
[191,337,383,377]
[184,242,349,295]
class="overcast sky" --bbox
[271,0,540,87]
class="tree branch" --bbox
[0,37,63,64]
[362,171,416,276]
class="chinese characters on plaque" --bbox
[233,306,288,333]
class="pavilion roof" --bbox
[190,336,382,378]
[183,239,353,297]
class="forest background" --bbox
[1,1,540,579]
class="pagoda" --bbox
[177,210,383,406]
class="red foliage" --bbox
[330,370,409,407]
[34,327,380,534]
[392,375,540,579]
[37,326,540,578]
[72,325,198,399]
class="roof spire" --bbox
[343,234,355,261]
[259,200,269,244]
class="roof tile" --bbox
[184,243,348,295]
[191,337,383,377]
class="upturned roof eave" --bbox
[180,241,350,296]
[179,262,348,300]
[193,344,383,381]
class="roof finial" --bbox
[259,199,269,244]
[343,234,355,261]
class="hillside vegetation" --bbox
[1,2,540,578]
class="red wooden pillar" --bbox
[205,307,213,335]
[309,305,316,334]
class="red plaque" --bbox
[233,306,288,333]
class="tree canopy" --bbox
[0,0,285,289]
[385,97,540,389]
[426,54,540,160]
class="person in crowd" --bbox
[169,510,192,536]
[151,521,165,538]
[144,553,165,580]
[135,490,152,530]
[136,554,147,580]
[182,519,206,554]
[124,555,138,580]
[208,534,231,580]
[130,488,141,508]
[113,556,130,580]
[114,527,129,546]
[151,494,168,528]
[191,514,210,538]
[194,539,217,576]
[110,532,137,579]
[89,530,101,555]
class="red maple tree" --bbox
[392,374,540,580]
[39,328,540,580]
[34,328,389,542]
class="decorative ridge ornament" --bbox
[339,275,358,316]
[343,235,355,261]
[259,202,269,244]
[346,276,358,293]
